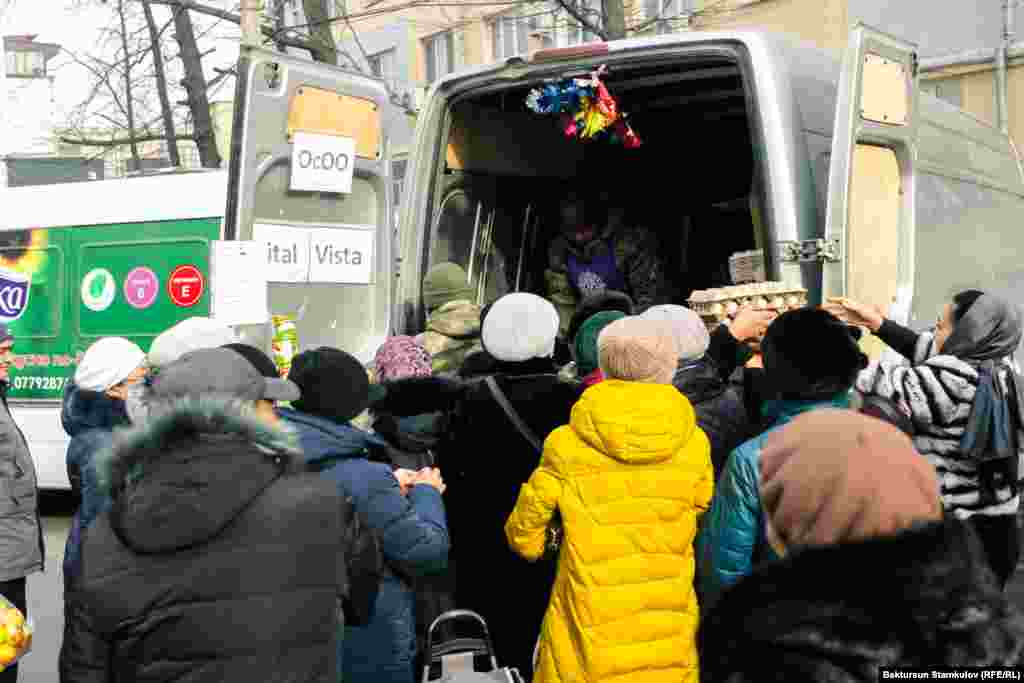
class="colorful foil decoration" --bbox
[525,65,641,148]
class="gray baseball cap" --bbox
[151,347,300,402]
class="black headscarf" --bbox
[948,293,1024,500]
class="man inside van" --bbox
[545,190,667,334]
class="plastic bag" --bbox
[0,596,32,671]
[271,314,299,379]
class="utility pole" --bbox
[240,0,261,47]
[997,0,1014,134]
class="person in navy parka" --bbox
[62,337,147,588]
[279,347,450,683]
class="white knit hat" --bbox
[641,304,710,362]
[148,317,238,369]
[75,338,146,393]
[482,293,560,363]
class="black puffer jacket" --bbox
[673,358,750,479]
[59,398,380,683]
[372,360,583,680]
[699,516,1024,682]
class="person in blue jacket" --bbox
[62,337,147,588]
[697,308,868,611]
[279,347,450,683]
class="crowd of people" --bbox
[0,256,1016,681]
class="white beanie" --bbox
[148,317,238,369]
[482,293,560,363]
[75,338,146,393]
[641,304,710,362]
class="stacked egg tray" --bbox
[688,282,808,329]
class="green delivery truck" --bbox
[0,169,229,490]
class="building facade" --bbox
[329,0,1023,158]
[0,34,62,185]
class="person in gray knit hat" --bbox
[61,347,384,682]
[641,305,751,479]
[418,263,483,376]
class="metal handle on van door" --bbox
[777,238,841,263]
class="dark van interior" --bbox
[429,57,767,311]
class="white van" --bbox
[229,23,1023,364]
[384,23,1024,361]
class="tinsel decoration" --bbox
[525,65,641,148]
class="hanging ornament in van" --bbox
[525,65,641,148]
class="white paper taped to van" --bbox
[252,222,375,284]
[889,285,912,326]
[308,227,374,284]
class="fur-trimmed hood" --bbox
[698,516,1024,681]
[95,397,302,555]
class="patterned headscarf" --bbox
[374,336,433,382]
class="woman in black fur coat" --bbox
[372,293,580,681]
[699,410,1024,682]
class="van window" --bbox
[430,182,520,306]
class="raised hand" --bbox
[728,306,778,342]
[822,298,885,333]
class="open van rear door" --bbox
[224,47,396,363]
[823,24,918,358]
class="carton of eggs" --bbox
[687,281,809,328]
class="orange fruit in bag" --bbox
[0,644,17,665]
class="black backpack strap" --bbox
[484,376,543,455]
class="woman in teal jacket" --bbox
[697,309,868,610]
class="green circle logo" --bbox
[81,268,116,312]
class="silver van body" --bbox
[392,26,1024,358]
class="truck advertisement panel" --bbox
[0,218,219,401]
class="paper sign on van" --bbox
[309,228,374,284]
[253,222,374,285]
[254,223,309,283]
[290,132,356,194]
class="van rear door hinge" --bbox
[777,238,841,264]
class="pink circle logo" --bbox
[123,267,159,310]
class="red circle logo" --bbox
[167,264,204,308]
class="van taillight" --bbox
[532,44,609,62]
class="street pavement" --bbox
[17,497,1024,681]
[21,493,72,682]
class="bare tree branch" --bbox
[59,133,194,147]
[171,4,221,167]
[117,0,142,166]
[550,0,607,40]
[149,0,320,54]
[142,0,181,165]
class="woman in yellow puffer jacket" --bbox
[506,316,713,683]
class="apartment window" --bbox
[644,0,693,34]
[921,78,962,108]
[424,31,455,83]
[491,12,540,60]
[5,50,46,78]
[367,49,396,90]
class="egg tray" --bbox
[688,282,808,327]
